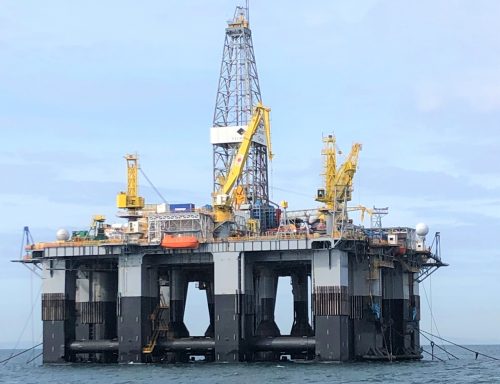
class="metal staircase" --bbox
[143,294,169,354]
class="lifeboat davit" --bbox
[161,234,199,249]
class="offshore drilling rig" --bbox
[18,5,446,364]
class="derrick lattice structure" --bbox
[211,5,269,211]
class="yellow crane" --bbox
[315,135,337,210]
[332,142,362,206]
[346,205,373,222]
[316,134,362,238]
[213,102,273,223]
[116,154,145,210]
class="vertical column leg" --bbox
[205,280,215,338]
[254,266,280,361]
[409,272,421,355]
[92,270,118,362]
[74,269,90,362]
[42,259,75,363]
[242,255,255,354]
[382,265,412,357]
[291,269,313,336]
[213,251,244,362]
[117,254,157,364]
[351,259,384,358]
[168,268,189,338]
[313,249,351,361]
[75,266,118,362]
[255,267,280,337]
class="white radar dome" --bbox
[415,223,429,237]
[56,228,70,241]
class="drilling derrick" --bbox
[211,4,274,230]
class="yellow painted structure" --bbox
[117,154,145,210]
[316,134,362,238]
[213,102,272,223]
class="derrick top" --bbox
[228,4,250,29]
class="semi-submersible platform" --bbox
[18,5,446,364]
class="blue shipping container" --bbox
[170,203,195,212]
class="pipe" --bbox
[69,340,118,352]
[249,336,315,352]
[69,336,315,354]
[158,338,215,352]
[68,338,216,353]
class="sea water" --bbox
[1,345,499,384]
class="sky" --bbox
[1,0,500,348]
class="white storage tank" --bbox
[56,228,70,241]
[415,223,429,238]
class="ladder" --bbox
[143,295,169,354]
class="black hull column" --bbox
[312,249,351,361]
[213,251,244,362]
[41,259,76,363]
[117,254,157,363]
[382,265,420,358]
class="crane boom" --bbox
[315,135,337,209]
[117,154,145,210]
[221,103,272,195]
[316,136,362,239]
[213,102,272,222]
[333,143,362,203]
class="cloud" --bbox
[303,0,380,27]
[415,82,445,112]
[359,164,500,201]
[416,69,500,113]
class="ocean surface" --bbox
[1,346,499,384]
